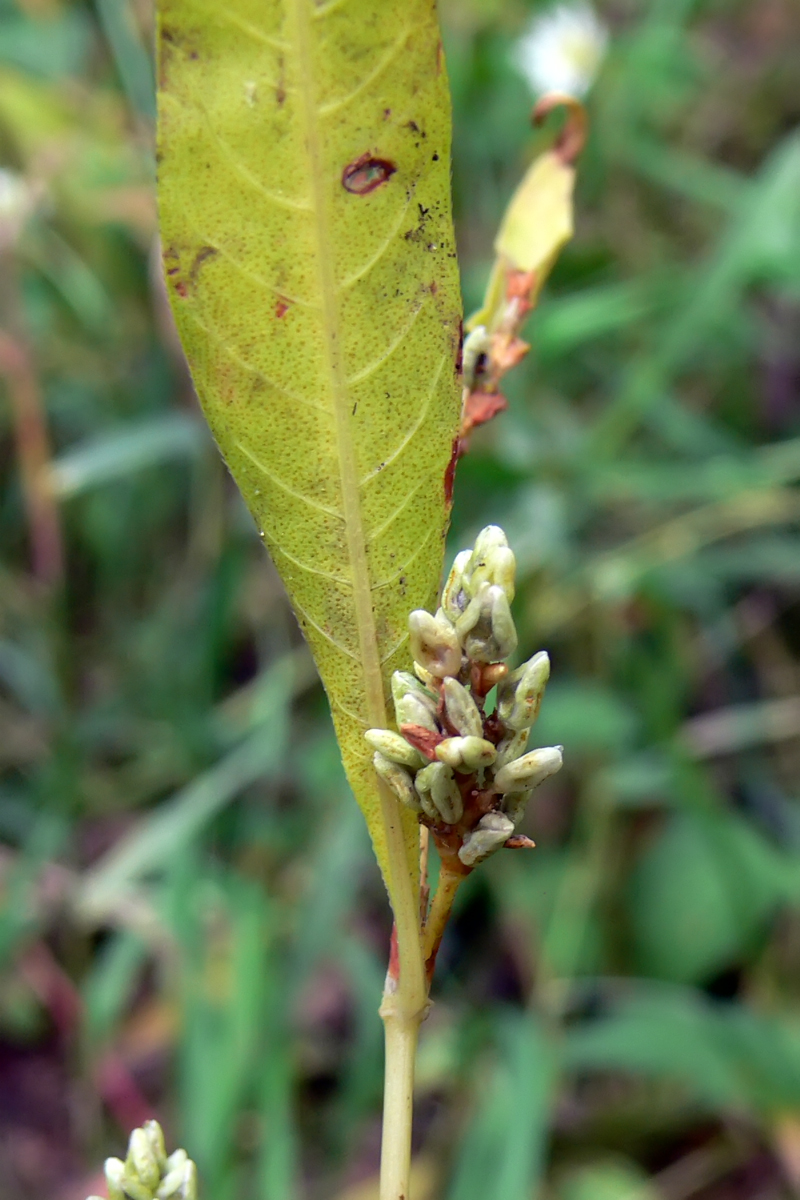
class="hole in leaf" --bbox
[342,154,397,194]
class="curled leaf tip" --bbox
[532,92,587,164]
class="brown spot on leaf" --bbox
[275,296,290,318]
[276,55,286,105]
[342,153,396,195]
[190,245,217,285]
[175,281,188,298]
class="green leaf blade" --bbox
[157,0,462,893]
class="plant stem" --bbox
[377,784,429,1200]
[376,858,468,1200]
[422,862,464,982]
[378,1009,423,1200]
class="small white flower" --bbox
[0,167,35,247]
[512,3,609,100]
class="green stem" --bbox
[377,856,467,1200]
[378,1009,423,1200]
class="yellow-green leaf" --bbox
[157,1,462,900]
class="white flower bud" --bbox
[442,549,473,620]
[442,677,483,738]
[364,728,425,769]
[413,660,439,689]
[409,609,462,678]
[495,727,529,769]
[502,790,533,826]
[498,651,550,730]
[373,752,422,812]
[462,325,492,390]
[104,1160,126,1200]
[391,670,437,712]
[158,1151,188,1197]
[457,584,517,663]
[120,1175,152,1200]
[459,812,514,866]
[469,542,516,603]
[164,1149,188,1174]
[488,586,517,659]
[179,1161,198,1200]
[144,1120,167,1173]
[435,736,496,773]
[493,745,562,793]
[491,545,517,599]
[415,761,463,824]
[472,525,509,561]
[129,1127,159,1188]
[394,691,438,733]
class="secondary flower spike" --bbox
[85,1120,197,1200]
[366,525,562,871]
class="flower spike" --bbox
[365,525,563,875]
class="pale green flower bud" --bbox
[502,790,533,826]
[490,545,516,600]
[469,540,516,602]
[498,651,550,731]
[457,584,517,663]
[442,677,483,738]
[180,1161,198,1200]
[495,727,529,769]
[164,1150,188,1174]
[373,752,422,812]
[144,1120,167,1174]
[121,1177,152,1200]
[394,691,438,733]
[157,1150,188,1198]
[104,1158,126,1200]
[415,761,463,824]
[472,525,509,561]
[409,609,461,678]
[435,736,496,773]
[413,660,439,690]
[488,585,517,658]
[391,670,437,712]
[462,325,492,390]
[129,1127,159,1189]
[493,745,562,793]
[364,728,425,769]
[442,549,473,620]
[459,812,514,867]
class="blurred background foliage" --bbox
[1,0,800,1197]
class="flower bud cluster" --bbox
[366,526,562,870]
[86,1121,197,1200]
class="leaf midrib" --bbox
[292,0,387,732]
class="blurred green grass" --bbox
[2,0,800,1197]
